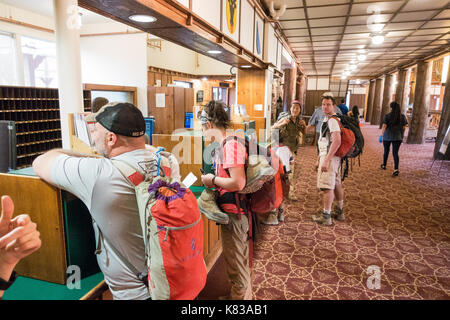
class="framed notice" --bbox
[156,93,165,108]
[197,90,204,103]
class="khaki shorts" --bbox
[317,156,341,190]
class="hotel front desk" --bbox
[0,167,211,300]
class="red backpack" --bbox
[111,152,207,300]
[217,136,286,215]
[329,115,356,158]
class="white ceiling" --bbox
[277,0,450,77]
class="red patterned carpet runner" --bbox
[253,123,450,300]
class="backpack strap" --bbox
[111,159,143,186]
[98,160,149,285]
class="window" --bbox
[21,36,57,88]
[173,80,192,88]
[0,32,19,86]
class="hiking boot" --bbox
[288,193,299,201]
[311,211,332,226]
[332,206,345,221]
[311,210,323,221]
[197,189,229,224]
[393,170,399,177]
[261,211,278,226]
[278,207,285,222]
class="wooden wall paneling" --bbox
[349,94,366,111]
[174,87,186,130]
[155,73,162,86]
[0,174,67,284]
[237,69,265,118]
[208,220,219,256]
[148,72,156,86]
[305,90,327,116]
[185,88,194,113]
[148,86,175,134]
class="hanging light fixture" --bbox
[357,54,367,61]
[372,34,385,45]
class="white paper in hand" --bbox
[182,172,198,188]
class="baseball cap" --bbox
[85,102,146,137]
[292,100,302,106]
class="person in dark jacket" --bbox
[380,101,408,176]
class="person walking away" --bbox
[337,99,349,115]
[348,105,360,125]
[380,101,408,177]
[312,94,345,226]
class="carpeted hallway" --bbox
[251,123,450,299]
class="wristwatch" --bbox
[0,271,17,291]
[211,176,216,186]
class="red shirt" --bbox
[215,138,247,214]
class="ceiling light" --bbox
[341,75,347,80]
[201,77,208,81]
[357,54,367,61]
[369,23,384,33]
[241,65,252,69]
[343,71,350,76]
[372,34,385,45]
[207,50,222,54]
[349,64,357,71]
[129,15,157,23]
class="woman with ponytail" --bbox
[380,101,408,176]
[199,100,252,300]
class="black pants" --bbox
[383,140,402,170]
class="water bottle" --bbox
[378,135,383,143]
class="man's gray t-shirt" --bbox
[50,149,159,300]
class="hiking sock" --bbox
[323,209,331,215]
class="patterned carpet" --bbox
[252,123,450,300]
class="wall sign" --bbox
[197,90,204,102]
[222,0,240,42]
[254,12,264,59]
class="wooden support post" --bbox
[396,68,411,116]
[379,73,395,129]
[365,79,376,122]
[371,77,385,125]
[296,75,306,106]
[282,67,296,112]
[407,60,432,144]
[434,61,450,160]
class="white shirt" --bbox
[318,116,341,157]
[50,149,159,300]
